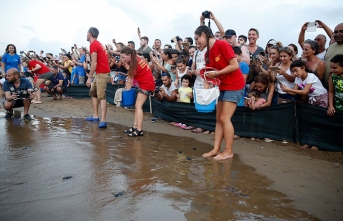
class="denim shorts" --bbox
[218,88,244,104]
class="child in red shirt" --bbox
[195,25,244,160]
[120,47,155,137]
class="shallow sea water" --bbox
[0,112,318,221]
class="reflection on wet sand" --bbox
[0,116,318,220]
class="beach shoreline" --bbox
[2,96,342,220]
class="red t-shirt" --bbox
[29,60,51,75]
[134,57,155,91]
[90,39,110,74]
[207,40,245,91]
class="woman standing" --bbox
[195,25,245,160]
[151,49,175,81]
[1,44,22,95]
[121,47,155,137]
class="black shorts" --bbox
[3,99,24,108]
[48,85,67,93]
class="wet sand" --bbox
[1,96,342,220]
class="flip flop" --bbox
[191,127,204,133]
[199,67,221,86]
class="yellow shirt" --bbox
[178,86,192,103]
[64,60,73,74]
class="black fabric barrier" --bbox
[64,84,342,152]
[296,103,343,152]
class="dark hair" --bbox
[330,54,343,67]
[290,59,306,70]
[116,42,124,48]
[249,28,259,36]
[120,47,138,78]
[176,57,187,65]
[232,46,242,55]
[164,44,172,49]
[254,74,270,85]
[181,74,192,85]
[5,44,17,54]
[128,41,135,46]
[141,36,149,42]
[194,25,213,64]
[304,39,319,55]
[142,53,151,63]
[185,37,194,45]
[162,49,172,59]
[238,35,247,42]
[189,45,197,50]
[288,44,298,55]
[88,27,99,38]
[51,66,58,70]
[155,39,161,43]
[170,49,179,55]
[264,39,275,53]
[249,89,261,98]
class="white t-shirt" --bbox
[193,48,207,89]
[161,83,177,97]
[276,69,295,94]
[176,68,187,88]
[316,50,326,61]
[294,73,327,97]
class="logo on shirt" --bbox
[215,55,220,62]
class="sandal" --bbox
[124,127,136,133]
[203,130,211,134]
[191,127,204,133]
[184,126,195,130]
[128,129,144,137]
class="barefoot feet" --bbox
[213,152,234,160]
[202,150,220,157]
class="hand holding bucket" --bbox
[199,67,221,86]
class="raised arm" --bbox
[209,11,225,38]
[315,20,333,39]
[298,22,309,49]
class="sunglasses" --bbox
[333,30,343,34]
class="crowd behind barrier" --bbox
[63,84,343,152]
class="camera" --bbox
[171,36,181,43]
[202,10,211,19]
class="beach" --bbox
[1,96,342,220]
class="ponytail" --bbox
[194,25,214,64]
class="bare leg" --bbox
[34,79,46,102]
[3,100,14,113]
[134,93,148,131]
[92,97,99,118]
[100,99,107,122]
[203,101,223,157]
[23,99,31,115]
[213,101,237,160]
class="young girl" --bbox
[244,90,266,108]
[174,57,189,88]
[270,47,296,103]
[248,75,275,110]
[121,47,155,137]
[281,60,328,108]
[327,54,343,116]
[195,25,245,160]
[173,75,193,129]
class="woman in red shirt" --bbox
[194,25,245,160]
[22,57,52,104]
[120,47,155,137]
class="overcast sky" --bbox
[0,0,341,56]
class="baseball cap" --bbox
[224,29,236,37]
[267,39,276,45]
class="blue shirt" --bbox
[50,73,64,86]
[239,61,249,75]
[1,53,21,73]
[3,78,33,100]
[75,55,86,76]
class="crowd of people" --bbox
[1,11,343,159]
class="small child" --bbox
[232,46,249,106]
[62,71,70,87]
[244,90,266,108]
[173,75,193,129]
[327,54,343,116]
[281,60,328,108]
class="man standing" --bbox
[72,47,86,84]
[153,39,162,57]
[155,73,178,101]
[138,36,153,54]
[127,41,135,50]
[324,23,343,88]
[85,27,111,128]
[238,35,247,46]
[44,66,65,100]
[223,29,250,65]
[3,68,35,121]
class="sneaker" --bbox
[98,122,107,128]
[85,116,100,121]
[5,112,13,118]
[151,117,157,123]
[23,114,32,121]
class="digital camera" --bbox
[171,36,182,43]
[202,10,211,19]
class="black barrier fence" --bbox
[66,84,343,152]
